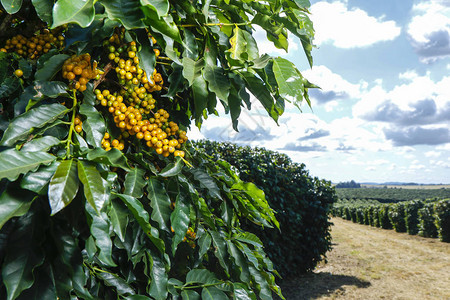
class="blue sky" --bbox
[189,0,450,184]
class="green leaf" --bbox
[185,269,220,285]
[32,0,53,24]
[0,149,56,181]
[182,57,204,86]
[0,186,35,230]
[226,241,250,282]
[109,197,128,242]
[114,193,165,253]
[102,0,145,29]
[124,167,147,198]
[85,203,117,267]
[142,6,182,43]
[20,160,60,195]
[181,290,200,300]
[35,54,70,81]
[272,57,304,103]
[0,76,20,99]
[228,86,241,131]
[183,28,199,60]
[125,296,152,300]
[136,29,155,85]
[248,266,272,300]
[149,255,168,300]
[19,263,57,300]
[227,26,247,61]
[170,192,190,255]
[0,103,68,146]
[52,0,95,28]
[147,178,171,232]
[252,54,272,69]
[192,75,209,126]
[21,136,61,152]
[86,147,130,171]
[96,271,135,295]
[2,210,45,300]
[198,230,211,258]
[209,230,230,275]
[159,157,183,177]
[140,0,169,18]
[201,287,228,300]
[1,0,22,14]
[233,283,256,300]
[77,160,107,213]
[190,168,221,199]
[79,103,106,148]
[203,65,230,102]
[239,71,278,123]
[166,63,185,98]
[48,159,80,215]
[234,232,263,248]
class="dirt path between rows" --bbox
[279,217,450,300]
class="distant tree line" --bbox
[336,180,361,188]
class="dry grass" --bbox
[278,218,450,299]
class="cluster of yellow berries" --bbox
[96,88,187,157]
[0,29,64,59]
[171,226,196,248]
[62,54,99,92]
[107,41,164,94]
[101,132,125,151]
[74,116,83,133]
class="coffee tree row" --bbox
[0,0,317,299]
[195,140,336,278]
[332,199,450,242]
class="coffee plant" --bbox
[332,198,450,242]
[194,140,336,278]
[0,0,317,299]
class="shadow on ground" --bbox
[275,272,371,300]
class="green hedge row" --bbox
[332,199,450,242]
[194,140,337,278]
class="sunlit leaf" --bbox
[123,167,147,198]
[48,159,79,215]
[77,160,107,213]
[52,0,95,28]
[1,0,22,14]
[0,149,56,182]
[147,178,171,232]
[0,103,68,147]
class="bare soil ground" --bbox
[278,218,450,300]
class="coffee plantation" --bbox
[195,140,336,278]
[0,0,318,299]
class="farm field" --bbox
[278,218,450,300]
[335,187,450,203]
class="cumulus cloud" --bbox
[310,1,401,48]
[407,1,450,62]
[302,65,365,106]
[282,142,327,152]
[384,126,450,146]
[354,72,450,146]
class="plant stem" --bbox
[179,22,250,27]
[66,89,77,158]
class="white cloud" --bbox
[407,1,450,62]
[353,72,450,133]
[425,151,441,158]
[310,1,401,48]
[301,65,366,110]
